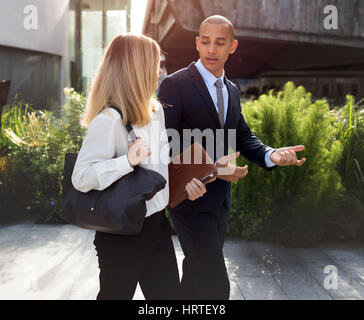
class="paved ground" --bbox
[0,222,363,300]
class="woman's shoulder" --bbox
[88,108,121,131]
[153,100,165,119]
[90,103,163,129]
[91,108,121,123]
[100,107,121,120]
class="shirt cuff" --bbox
[116,154,134,176]
[265,148,277,167]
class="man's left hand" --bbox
[270,145,307,166]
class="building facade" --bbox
[0,0,130,111]
[0,0,70,110]
[143,0,364,105]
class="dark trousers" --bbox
[93,210,180,300]
[169,200,230,300]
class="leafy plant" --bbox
[1,84,363,245]
[0,89,86,223]
[334,96,364,196]
[229,82,344,246]
[324,96,364,241]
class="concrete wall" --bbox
[199,0,364,37]
[0,0,71,108]
[0,0,70,56]
[167,0,364,48]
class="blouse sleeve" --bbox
[71,114,134,193]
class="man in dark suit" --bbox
[158,15,306,300]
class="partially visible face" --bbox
[155,67,162,90]
[155,65,162,91]
[196,22,238,77]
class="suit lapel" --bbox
[188,62,222,129]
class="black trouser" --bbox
[169,200,230,300]
[93,210,180,300]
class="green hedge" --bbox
[0,89,86,223]
[228,82,364,246]
[1,83,363,247]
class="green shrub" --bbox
[229,82,344,246]
[0,89,86,223]
[325,96,364,241]
[334,96,364,198]
[1,84,363,244]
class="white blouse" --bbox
[71,104,170,218]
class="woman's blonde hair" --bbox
[81,34,161,128]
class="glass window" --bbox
[106,10,127,46]
[336,83,344,97]
[322,83,330,97]
[0,46,60,110]
[80,0,129,90]
[351,83,358,97]
[82,10,103,88]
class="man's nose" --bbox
[208,43,216,54]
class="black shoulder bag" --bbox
[60,105,167,235]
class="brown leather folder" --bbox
[168,141,217,208]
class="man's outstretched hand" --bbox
[215,151,248,182]
[270,145,307,166]
[215,145,306,182]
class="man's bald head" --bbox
[199,15,235,40]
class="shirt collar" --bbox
[195,59,225,87]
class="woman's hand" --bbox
[127,137,151,167]
[185,178,207,201]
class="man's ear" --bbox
[230,39,238,54]
[196,36,200,52]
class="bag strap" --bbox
[108,105,138,141]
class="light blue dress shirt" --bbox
[195,59,276,167]
[195,59,229,124]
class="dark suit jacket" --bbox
[158,62,276,212]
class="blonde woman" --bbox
[71,34,207,300]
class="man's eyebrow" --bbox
[200,36,227,41]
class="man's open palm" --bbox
[216,151,248,182]
[270,145,307,166]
